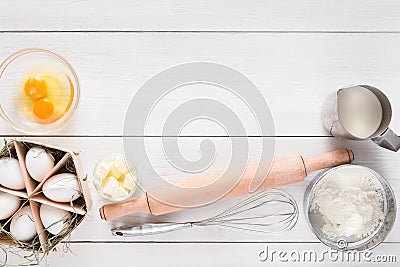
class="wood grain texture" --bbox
[100,149,352,219]
[1,0,400,32]
[1,137,398,244]
[1,1,400,266]
[4,233,400,266]
[40,243,400,266]
[1,33,400,136]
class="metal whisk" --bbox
[111,189,298,237]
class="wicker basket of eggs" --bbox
[0,140,91,254]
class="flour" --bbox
[310,165,384,239]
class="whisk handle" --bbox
[111,223,192,237]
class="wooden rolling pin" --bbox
[100,149,353,220]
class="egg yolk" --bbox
[32,98,55,120]
[24,76,47,100]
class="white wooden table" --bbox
[1,1,400,266]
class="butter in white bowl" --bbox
[93,155,137,201]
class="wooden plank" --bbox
[3,242,400,266]
[1,137,398,243]
[1,1,400,32]
[1,33,400,136]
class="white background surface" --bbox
[1,1,400,266]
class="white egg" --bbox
[0,158,26,190]
[0,192,21,220]
[40,204,71,236]
[26,147,55,182]
[42,173,81,203]
[10,205,37,242]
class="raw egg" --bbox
[40,204,71,236]
[0,158,26,190]
[32,98,55,120]
[42,173,81,203]
[10,205,37,242]
[24,76,47,100]
[0,193,21,220]
[20,72,74,124]
[25,147,55,182]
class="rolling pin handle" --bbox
[303,149,354,174]
[99,149,354,220]
[99,194,151,221]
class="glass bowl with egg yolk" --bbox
[0,48,80,134]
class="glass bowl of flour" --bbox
[305,164,396,251]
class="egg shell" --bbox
[26,147,55,182]
[10,205,37,242]
[0,158,26,190]
[40,204,71,236]
[0,192,21,220]
[42,173,81,203]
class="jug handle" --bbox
[372,128,400,152]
